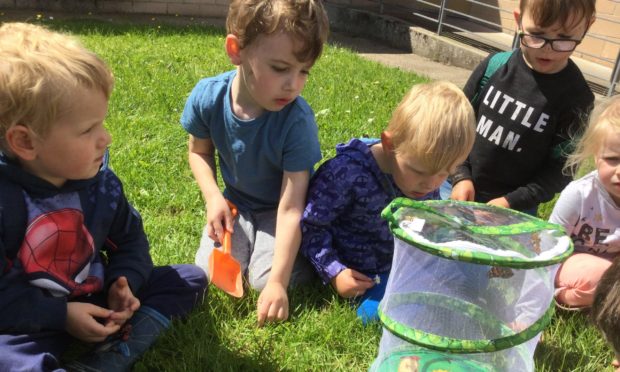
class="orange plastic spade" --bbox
[208,202,243,298]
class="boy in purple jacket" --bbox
[300,81,475,321]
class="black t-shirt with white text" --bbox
[452,49,594,211]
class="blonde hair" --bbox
[564,96,620,173]
[519,0,595,29]
[0,22,114,153]
[226,0,329,63]
[387,81,476,173]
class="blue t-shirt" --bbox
[181,70,322,211]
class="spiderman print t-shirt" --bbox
[18,192,104,298]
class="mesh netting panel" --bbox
[373,199,570,371]
[380,238,557,345]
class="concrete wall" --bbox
[470,0,620,68]
[328,0,619,69]
[0,0,230,18]
[1,0,617,69]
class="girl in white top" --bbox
[551,95,620,309]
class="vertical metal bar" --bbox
[608,50,620,97]
[437,0,448,34]
[379,0,384,14]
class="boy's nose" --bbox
[100,129,112,147]
[285,73,305,92]
[542,41,554,52]
[425,175,446,191]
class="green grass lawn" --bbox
[10,15,615,371]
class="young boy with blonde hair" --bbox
[181,0,329,326]
[300,81,476,322]
[0,23,206,371]
[450,0,595,214]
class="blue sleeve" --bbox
[102,172,153,294]
[282,100,322,172]
[180,79,213,139]
[300,156,354,284]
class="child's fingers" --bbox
[107,308,133,324]
[114,276,128,290]
[265,303,286,323]
[87,304,115,320]
[206,223,218,242]
[257,302,268,327]
[277,305,288,321]
[129,298,141,311]
[358,280,375,289]
[211,221,225,243]
[350,270,373,282]
[224,212,235,234]
[222,203,235,233]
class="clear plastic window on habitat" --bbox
[371,198,573,372]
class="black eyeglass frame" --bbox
[517,22,589,53]
[518,32,583,52]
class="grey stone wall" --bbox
[0,0,230,18]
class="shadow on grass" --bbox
[534,341,587,372]
[138,289,282,371]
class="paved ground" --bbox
[329,32,473,88]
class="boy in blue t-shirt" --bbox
[181,0,329,326]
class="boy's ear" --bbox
[513,8,521,29]
[381,131,394,153]
[5,125,37,161]
[225,34,242,66]
[588,15,596,29]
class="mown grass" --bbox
[6,14,614,371]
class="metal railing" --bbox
[370,0,620,96]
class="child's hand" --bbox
[256,281,288,327]
[106,276,140,327]
[487,197,510,209]
[331,269,374,298]
[65,302,120,342]
[206,195,235,243]
[450,180,475,201]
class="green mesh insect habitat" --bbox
[371,198,573,372]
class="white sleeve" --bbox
[549,182,582,235]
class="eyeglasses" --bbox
[518,32,582,52]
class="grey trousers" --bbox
[195,208,314,290]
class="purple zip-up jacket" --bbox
[300,138,439,284]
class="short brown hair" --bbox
[519,0,596,29]
[226,0,329,63]
[0,23,113,153]
[387,81,476,174]
[592,257,620,357]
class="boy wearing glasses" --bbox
[449,0,595,214]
